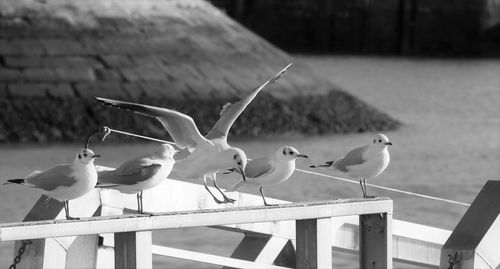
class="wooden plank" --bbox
[316,218,332,268]
[223,233,271,269]
[359,213,393,269]
[96,246,115,269]
[0,199,393,241]
[223,234,292,269]
[41,238,67,269]
[65,235,99,269]
[296,219,318,269]
[296,218,333,269]
[152,245,290,269]
[114,231,152,269]
[254,236,291,264]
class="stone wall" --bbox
[0,0,399,143]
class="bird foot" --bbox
[212,197,226,204]
[223,196,236,204]
[363,195,377,199]
[138,211,154,216]
[66,216,80,220]
[264,202,278,206]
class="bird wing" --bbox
[333,145,368,172]
[245,156,275,178]
[205,63,293,141]
[24,165,77,191]
[95,97,209,149]
[98,164,162,185]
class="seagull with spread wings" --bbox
[310,134,392,198]
[95,63,293,204]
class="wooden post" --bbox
[359,213,393,269]
[114,231,152,269]
[440,180,500,269]
[296,218,332,269]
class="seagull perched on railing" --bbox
[3,148,100,220]
[96,144,176,214]
[95,63,293,204]
[225,146,308,206]
[310,134,392,198]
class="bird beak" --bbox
[92,154,101,158]
[239,167,247,182]
[297,154,309,158]
[384,142,392,146]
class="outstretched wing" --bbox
[245,156,275,178]
[206,63,293,141]
[333,146,368,172]
[95,97,209,149]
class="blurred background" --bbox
[0,0,499,268]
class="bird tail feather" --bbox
[3,179,25,185]
[225,180,245,192]
[95,182,121,188]
[309,160,335,169]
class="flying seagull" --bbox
[95,64,292,204]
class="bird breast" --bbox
[51,164,98,201]
[347,147,390,179]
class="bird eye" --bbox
[288,151,293,155]
[84,153,88,157]
[237,161,242,165]
[378,139,382,143]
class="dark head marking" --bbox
[78,154,82,159]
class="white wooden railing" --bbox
[2,167,499,269]
[0,183,393,269]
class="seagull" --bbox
[96,144,176,214]
[309,134,392,198]
[225,146,308,206]
[3,148,100,220]
[94,63,292,204]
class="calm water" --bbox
[1,57,499,268]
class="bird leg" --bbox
[64,201,80,220]
[260,187,276,206]
[362,178,376,198]
[359,179,366,198]
[203,176,225,204]
[137,192,143,214]
[213,179,236,204]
